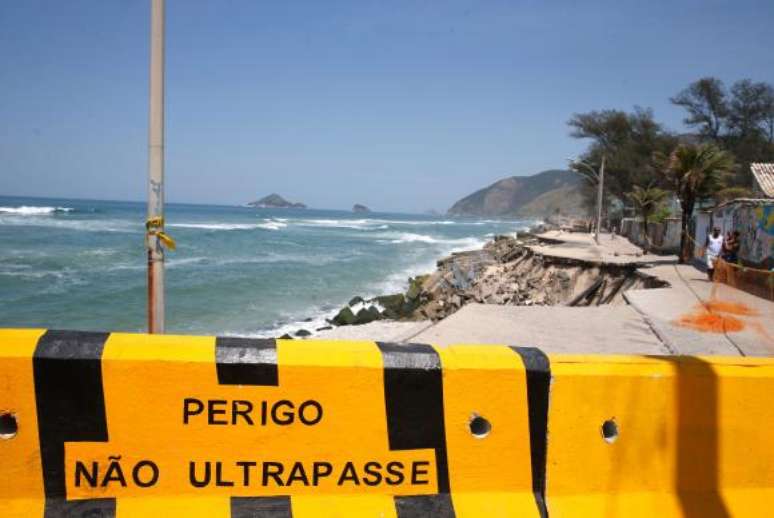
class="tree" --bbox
[626,184,668,249]
[670,78,728,141]
[714,186,753,204]
[654,143,735,263]
[671,78,774,187]
[762,84,774,144]
[723,80,774,185]
[568,107,675,202]
[727,79,769,139]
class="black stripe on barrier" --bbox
[33,329,115,518]
[218,337,290,515]
[216,337,279,386]
[376,342,455,518]
[395,493,455,518]
[511,347,551,518]
[230,496,292,517]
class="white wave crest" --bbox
[375,232,488,251]
[0,217,137,232]
[386,232,440,244]
[384,219,455,226]
[0,206,74,215]
[107,256,207,272]
[167,257,208,268]
[258,221,288,230]
[226,307,338,339]
[168,220,287,231]
[296,218,383,230]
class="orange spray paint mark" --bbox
[677,310,744,333]
[703,300,759,316]
[675,298,758,334]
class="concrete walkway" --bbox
[625,263,774,356]
[411,232,773,356]
[411,303,669,354]
[531,230,676,266]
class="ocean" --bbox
[0,196,533,337]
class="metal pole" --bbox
[147,0,165,333]
[595,155,605,245]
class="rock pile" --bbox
[401,234,665,321]
[328,276,428,327]
[287,230,668,336]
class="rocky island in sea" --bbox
[352,204,371,213]
[248,193,307,209]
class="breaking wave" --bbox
[0,206,74,215]
[377,232,487,249]
[168,220,287,231]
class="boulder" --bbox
[401,297,421,317]
[406,275,428,301]
[279,333,294,340]
[354,305,382,325]
[382,308,400,320]
[374,293,405,317]
[295,329,312,337]
[316,326,333,332]
[374,293,404,310]
[332,306,357,326]
[420,300,445,321]
[348,296,365,307]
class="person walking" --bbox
[705,227,724,281]
[723,230,740,263]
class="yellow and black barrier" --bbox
[1,329,773,517]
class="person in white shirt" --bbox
[705,227,724,281]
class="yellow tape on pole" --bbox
[146,216,176,251]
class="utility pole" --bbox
[595,155,605,245]
[147,0,165,333]
[568,155,606,245]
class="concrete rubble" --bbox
[319,230,774,357]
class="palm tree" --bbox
[626,184,667,251]
[653,143,735,263]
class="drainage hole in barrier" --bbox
[601,419,618,444]
[0,413,18,439]
[469,415,492,438]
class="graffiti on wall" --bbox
[714,203,773,267]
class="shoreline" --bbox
[280,222,555,340]
[2,197,538,336]
[292,220,680,343]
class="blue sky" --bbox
[2,0,773,213]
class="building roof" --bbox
[711,198,773,211]
[751,163,774,197]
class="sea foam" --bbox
[0,206,74,215]
[168,220,287,231]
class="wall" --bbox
[690,213,711,261]
[620,217,681,253]
[3,328,774,517]
[711,202,773,268]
